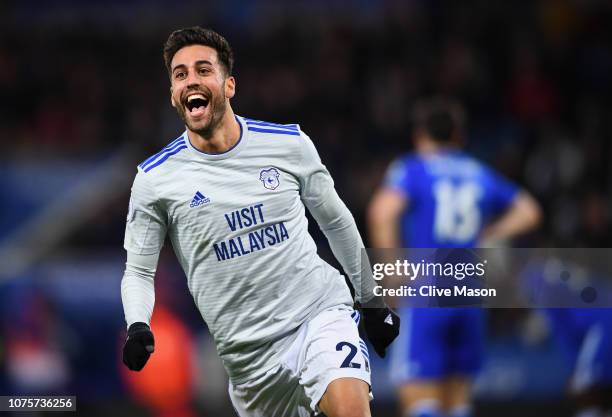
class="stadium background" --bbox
[1,0,611,416]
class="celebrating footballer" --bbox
[120,26,399,417]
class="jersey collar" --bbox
[184,115,249,161]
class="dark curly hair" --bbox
[163,26,234,77]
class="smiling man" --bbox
[120,27,399,417]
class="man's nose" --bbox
[185,71,200,86]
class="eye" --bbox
[174,71,186,80]
[198,67,211,75]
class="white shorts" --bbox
[228,307,372,417]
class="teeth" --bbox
[187,94,205,103]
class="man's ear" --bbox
[225,76,236,99]
[170,87,176,108]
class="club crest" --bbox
[259,167,280,190]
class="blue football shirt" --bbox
[384,149,519,248]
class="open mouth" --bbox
[185,93,209,117]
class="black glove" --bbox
[122,322,155,371]
[360,300,400,358]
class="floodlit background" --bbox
[1,0,611,416]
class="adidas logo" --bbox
[189,191,210,208]
[384,314,394,326]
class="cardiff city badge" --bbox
[259,167,280,190]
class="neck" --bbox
[187,106,240,154]
[416,139,439,154]
[417,137,455,155]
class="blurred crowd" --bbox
[1,0,612,416]
[2,0,611,247]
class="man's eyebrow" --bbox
[171,60,214,73]
[171,63,187,73]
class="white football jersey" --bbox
[124,116,358,383]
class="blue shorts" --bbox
[390,308,485,383]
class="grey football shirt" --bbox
[123,115,374,383]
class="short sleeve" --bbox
[383,157,414,198]
[124,169,168,255]
[486,168,520,214]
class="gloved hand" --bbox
[122,322,155,371]
[359,298,400,358]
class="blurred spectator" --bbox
[4,291,71,395]
[120,306,196,417]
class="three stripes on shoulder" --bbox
[244,118,300,136]
[139,135,188,173]
[139,118,300,173]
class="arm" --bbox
[297,134,376,304]
[121,252,159,328]
[480,191,542,243]
[121,170,167,371]
[298,134,399,357]
[367,188,407,249]
[367,188,408,308]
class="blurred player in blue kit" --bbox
[368,98,541,417]
[545,307,612,417]
[522,260,612,417]
[120,26,400,417]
